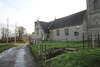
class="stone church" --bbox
[87,0,100,35]
[32,0,100,41]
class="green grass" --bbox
[0,44,16,53]
[42,41,98,49]
[28,45,40,60]
[15,43,25,46]
[0,43,25,53]
[47,48,100,67]
[29,41,98,54]
[28,41,100,67]
[28,41,99,60]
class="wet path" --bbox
[0,45,40,67]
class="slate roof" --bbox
[39,21,50,34]
[49,10,87,30]
[39,10,87,34]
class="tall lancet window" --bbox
[93,0,99,9]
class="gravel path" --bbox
[0,45,40,67]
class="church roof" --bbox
[39,21,50,34]
[49,10,87,30]
[39,10,86,34]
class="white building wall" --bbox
[50,22,86,41]
[32,21,47,41]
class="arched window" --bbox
[93,0,99,9]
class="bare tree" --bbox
[16,26,26,42]
[0,27,10,43]
[1,27,7,40]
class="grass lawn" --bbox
[0,44,16,53]
[28,41,99,60]
[28,41,100,67]
[15,43,26,46]
[0,43,25,53]
[47,48,100,67]
[42,41,98,49]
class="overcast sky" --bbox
[0,0,86,35]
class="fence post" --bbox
[42,45,43,54]
[44,45,47,67]
[83,33,85,49]
[34,44,35,51]
[67,38,68,49]
[98,34,100,47]
[92,34,94,48]
[91,34,92,48]
[49,45,51,58]
[50,41,51,50]
[37,44,38,49]
[41,45,44,66]
[88,35,89,48]
[40,44,41,60]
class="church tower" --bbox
[87,0,100,34]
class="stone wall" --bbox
[32,21,47,41]
[87,0,100,35]
[50,22,86,41]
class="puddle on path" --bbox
[14,45,28,67]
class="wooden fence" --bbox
[31,33,100,67]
